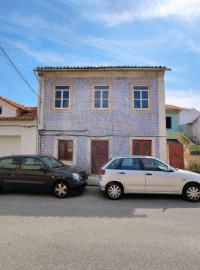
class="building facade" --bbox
[165,105,185,169]
[165,105,200,172]
[35,66,169,174]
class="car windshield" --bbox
[41,156,65,168]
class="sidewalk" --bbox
[87,174,99,186]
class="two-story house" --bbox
[34,66,170,174]
[165,104,185,169]
[165,104,200,172]
[0,96,37,156]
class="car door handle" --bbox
[145,173,152,176]
[119,172,125,174]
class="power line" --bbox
[0,46,39,98]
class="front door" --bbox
[133,140,152,155]
[169,144,184,169]
[91,140,109,174]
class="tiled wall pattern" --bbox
[41,76,160,169]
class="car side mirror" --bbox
[168,168,174,172]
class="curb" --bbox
[87,175,99,186]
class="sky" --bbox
[0,0,200,109]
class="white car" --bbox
[99,156,200,202]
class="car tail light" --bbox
[100,169,105,175]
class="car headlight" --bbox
[72,173,82,181]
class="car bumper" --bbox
[98,178,106,191]
[70,179,87,190]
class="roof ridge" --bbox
[0,96,27,111]
[165,104,186,111]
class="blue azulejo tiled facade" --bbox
[35,66,169,173]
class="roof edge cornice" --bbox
[34,65,171,72]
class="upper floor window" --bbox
[93,86,109,109]
[166,117,172,129]
[0,106,2,115]
[133,86,149,109]
[54,86,70,109]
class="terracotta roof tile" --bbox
[0,96,27,111]
[0,96,37,121]
[0,107,37,121]
[165,104,186,112]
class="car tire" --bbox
[182,183,200,202]
[53,181,71,198]
[106,183,123,200]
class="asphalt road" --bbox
[0,186,199,270]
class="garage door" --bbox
[0,136,21,156]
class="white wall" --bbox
[0,100,18,117]
[0,121,37,156]
[0,136,21,156]
[188,116,200,144]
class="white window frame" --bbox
[133,85,149,110]
[93,86,109,109]
[54,86,70,109]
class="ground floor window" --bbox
[58,140,73,161]
[132,140,152,155]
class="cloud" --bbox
[88,0,200,27]
[166,89,200,110]
[153,0,200,21]
[1,12,76,48]
[186,40,200,59]
[84,37,161,65]
[10,13,70,34]
[10,42,65,64]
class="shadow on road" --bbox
[0,186,199,218]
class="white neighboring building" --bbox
[180,108,200,144]
[180,108,200,126]
[0,96,37,156]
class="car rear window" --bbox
[0,157,19,169]
[120,158,141,170]
[107,159,122,169]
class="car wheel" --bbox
[106,183,123,200]
[53,181,71,198]
[183,183,200,202]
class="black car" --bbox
[0,155,88,198]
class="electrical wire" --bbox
[0,46,39,98]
